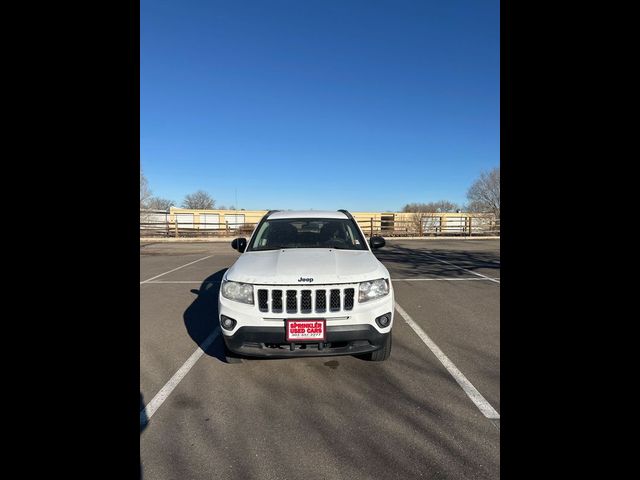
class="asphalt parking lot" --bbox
[140,238,500,480]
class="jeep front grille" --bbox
[316,290,326,312]
[256,286,356,315]
[272,290,282,313]
[300,290,312,313]
[330,289,340,311]
[258,290,269,312]
[286,290,297,313]
[344,288,354,310]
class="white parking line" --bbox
[423,253,500,284]
[395,302,500,421]
[140,329,220,428]
[140,255,213,284]
[142,278,498,284]
[393,277,500,282]
[144,280,216,284]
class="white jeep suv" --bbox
[218,210,394,361]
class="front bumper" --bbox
[223,324,389,358]
[218,288,394,335]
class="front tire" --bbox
[368,332,392,362]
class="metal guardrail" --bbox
[140,217,500,238]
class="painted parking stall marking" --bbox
[393,277,499,282]
[140,329,220,428]
[140,255,213,284]
[422,252,500,284]
[143,277,498,284]
[395,302,500,424]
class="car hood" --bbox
[225,248,388,285]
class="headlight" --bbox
[358,278,389,302]
[221,280,254,305]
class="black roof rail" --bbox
[264,210,280,219]
[337,209,354,220]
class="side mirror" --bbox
[369,236,386,249]
[231,237,247,253]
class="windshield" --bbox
[247,218,368,251]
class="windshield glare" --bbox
[248,218,367,251]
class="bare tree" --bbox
[410,212,426,235]
[147,196,175,211]
[402,200,459,213]
[140,169,152,209]
[466,167,500,218]
[182,190,216,209]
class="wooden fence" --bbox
[140,213,500,238]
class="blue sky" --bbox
[141,0,499,211]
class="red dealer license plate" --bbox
[286,319,326,342]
